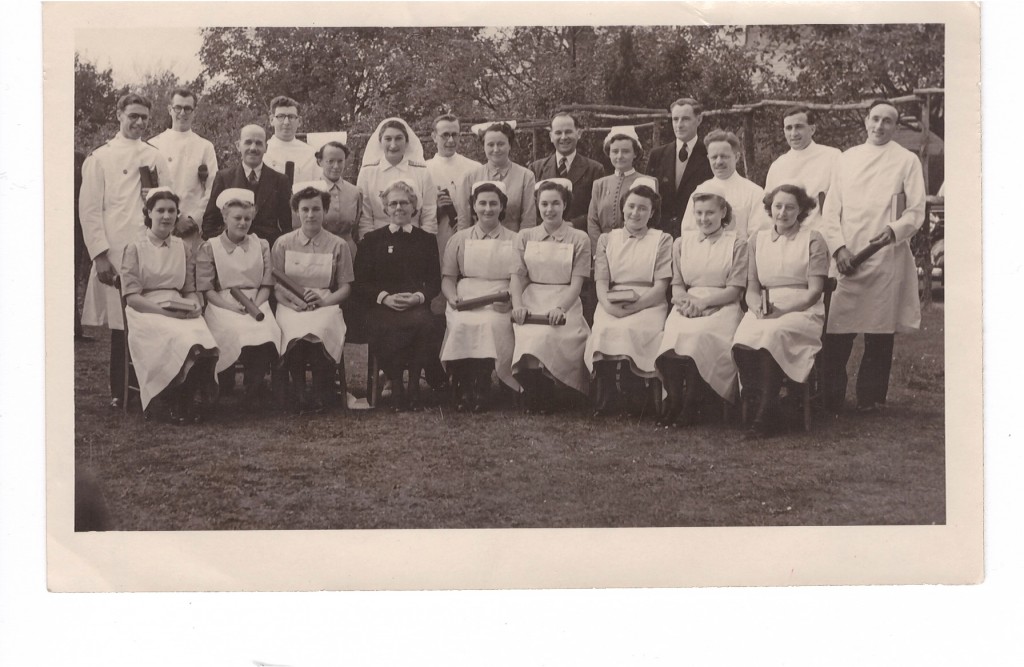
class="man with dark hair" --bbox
[764,104,841,230]
[202,124,292,247]
[264,95,319,182]
[645,97,714,237]
[528,111,606,232]
[149,87,219,230]
[820,99,926,413]
[79,93,171,406]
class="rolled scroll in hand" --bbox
[230,287,265,321]
[454,290,511,311]
[849,236,892,270]
[271,268,305,300]
[515,313,566,326]
[139,166,158,188]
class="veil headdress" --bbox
[361,117,425,168]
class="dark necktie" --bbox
[556,156,567,177]
[248,169,259,190]
[678,143,689,163]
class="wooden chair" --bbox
[115,277,141,412]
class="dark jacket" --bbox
[645,140,714,238]
[201,163,292,246]
[353,225,441,306]
[528,152,607,232]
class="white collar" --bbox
[388,223,414,234]
[675,136,698,156]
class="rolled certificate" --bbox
[229,287,265,321]
[197,163,209,189]
[516,314,566,326]
[271,267,306,299]
[849,237,891,269]
[285,161,295,186]
[454,290,511,311]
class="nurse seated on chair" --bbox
[655,180,748,427]
[272,181,354,414]
[585,177,673,418]
[121,187,219,423]
[731,184,828,439]
[196,188,282,408]
[439,180,520,412]
[510,178,592,414]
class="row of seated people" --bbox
[122,176,826,439]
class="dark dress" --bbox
[354,225,442,371]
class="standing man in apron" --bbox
[79,93,171,407]
[819,99,926,413]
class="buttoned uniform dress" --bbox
[820,141,926,336]
[585,228,672,378]
[271,228,354,365]
[656,230,748,401]
[356,158,438,240]
[528,151,607,232]
[455,162,537,232]
[586,170,652,252]
[732,227,830,383]
[264,135,321,183]
[201,164,293,247]
[353,225,442,370]
[680,172,766,241]
[439,224,521,391]
[426,152,480,259]
[120,231,219,409]
[319,177,361,255]
[80,132,173,330]
[644,138,713,238]
[511,223,592,395]
[196,233,282,373]
[149,129,219,225]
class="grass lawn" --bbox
[73,304,945,530]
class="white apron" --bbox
[440,237,521,391]
[203,236,283,373]
[585,229,668,378]
[512,239,590,394]
[732,229,824,383]
[275,249,347,363]
[125,237,218,409]
[657,231,743,401]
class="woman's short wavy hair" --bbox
[470,183,509,223]
[604,134,644,163]
[290,186,331,212]
[379,180,420,214]
[142,190,180,228]
[535,180,572,211]
[762,184,817,223]
[618,185,662,228]
[690,193,734,227]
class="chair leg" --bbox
[122,332,130,412]
[367,349,380,408]
[650,377,664,418]
[803,382,812,432]
[337,351,347,411]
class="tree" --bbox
[74,53,126,153]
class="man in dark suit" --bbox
[202,124,292,247]
[645,97,714,238]
[528,112,606,232]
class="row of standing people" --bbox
[79,91,925,424]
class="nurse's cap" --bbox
[470,120,517,137]
[471,180,508,195]
[690,179,728,200]
[535,177,573,192]
[216,187,255,208]
[307,131,349,155]
[603,125,642,149]
[146,186,176,200]
[292,180,329,195]
[628,176,659,193]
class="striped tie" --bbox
[556,156,567,177]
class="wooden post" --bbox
[652,118,660,148]
[918,93,933,308]
[531,128,539,163]
[742,110,756,179]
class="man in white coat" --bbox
[148,88,219,229]
[820,99,926,413]
[764,105,841,231]
[80,93,172,406]
[680,129,764,240]
[425,113,479,259]
[263,95,320,183]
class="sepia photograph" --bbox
[42,1,980,593]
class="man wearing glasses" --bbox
[149,88,219,230]
[264,95,319,183]
[79,93,171,407]
[425,114,478,259]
